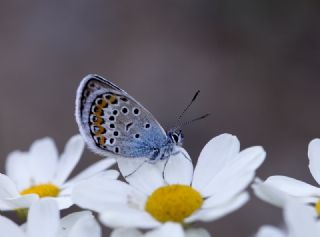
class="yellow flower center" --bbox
[145,184,203,223]
[20,183,60,198]
[316,200,320,215]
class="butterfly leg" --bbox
[162,157,170,180]
[161,149,192,180]
[171,150,192,163]
[123,159,149,179]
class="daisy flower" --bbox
[252,138,320,214]
[111,223,210,237]
[73,133,265,229]
[0,134,118,211]
[0,198,101,237]
[255,199,320,237]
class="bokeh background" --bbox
[1,1,320,236]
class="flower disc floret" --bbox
[20,183,60,198]
[315,200,320,215]
[145,184,203,223]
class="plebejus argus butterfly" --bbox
[75,74,207,168]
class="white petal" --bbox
[308,139,320,185]
[68,213,101,237]
[185,228,211,237]
[265,176,320,197]
[95,170,120,179]
[66,158,116,185]
[192,134,240,192]
[0,194,39,210]
[99,206,160,229]
[253,178,297,208]
[53,135,85,185]
[164,148,193,185]
[195,146,265,197]
[5,151,32,191]
[0,215,26,237]
[0,173,20,198]
[111,228,142,237]
[203,172,254,208]
[55,196,73,210]
[72,176,146,212]
[63,170,119,191]
[186,192,249,223]
[255,226,286,237]
[119,159,165,196]
[117,158,147,178]
[29,138,59,183]
[221,146,266,173]
[285,200,319,237]
[145,223,184,237]
[59,186,73,196]
[27,199,60,237]
[60,211,92,231]
[0,200,13,210]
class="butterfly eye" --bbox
[172,134,179,143]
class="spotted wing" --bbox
[75,74,168,158]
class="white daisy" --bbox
[252,138,320,214]
[111,223,211,237]
[0,198,101,237]
[0,134,118,211]
[73,133,265,229]
[255,199,320,237]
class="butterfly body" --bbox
[75,74,184,162]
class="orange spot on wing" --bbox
[109,95,117,104]
[100,99,108,108]
[95,106,103,116]
[94,116,104,125]
[98,136,106,145]
[95,125,106,135]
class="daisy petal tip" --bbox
[251,177,263,187]
[109,157,117,164]
[308,138,320,158]
[68,134,85,148]
[254,147,267,166]
[71,133,85,141]
[255,146,266,155]
[31,137,56,150]
[215,133,238,142]
[308,139,320,185]
[309,138,320,148]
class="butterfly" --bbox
[75,74,207,166]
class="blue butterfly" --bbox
[75,74,207,164]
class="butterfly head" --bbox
[167,129,184,146]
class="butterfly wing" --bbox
[75,74,168,159]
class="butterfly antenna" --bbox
[177,90,200,125]
[179,113,210,128]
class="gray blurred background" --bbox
[0,1,320,236]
